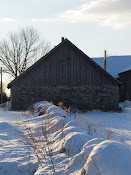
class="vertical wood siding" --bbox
[14,41,117,87]
[119,70,131,100]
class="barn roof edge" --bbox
[8,38,121,88]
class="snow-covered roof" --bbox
[92,55,131,78]
[119,66,131,74]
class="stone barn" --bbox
[8,38,121,110]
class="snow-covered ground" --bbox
[0,101,131,175]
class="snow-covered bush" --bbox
[18,101,131,175]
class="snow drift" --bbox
[0,100,131,174]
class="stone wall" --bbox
[11,85,119,110]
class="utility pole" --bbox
[1,67,3,104]
[104,50,106,71]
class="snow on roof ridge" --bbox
[92,55,131,78]
[119,66,131,74]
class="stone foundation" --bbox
[11,85,119,111]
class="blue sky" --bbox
[0,0,131,57]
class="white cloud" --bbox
[32,0,131,29]
[0,18,16,22]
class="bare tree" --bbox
[0,27,51,78]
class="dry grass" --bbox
[104,128,113,140]
[19,102,108,175]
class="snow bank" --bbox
[84,140,131,175]
[32,102,131,174]
[119,100,131,108]
[0,100,131,174]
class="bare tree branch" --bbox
[0,27,51,78]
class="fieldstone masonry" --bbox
[11,85,119,110]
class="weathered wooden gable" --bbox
[9,39,119,87]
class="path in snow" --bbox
[0,101,131,175]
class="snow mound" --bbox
[31,102,131,174]
[34,101,52,111]
[84,140,131,175]
[84,138,105,148]
[119,100,131,108]
[0,100,131,175]
[64,132,89,156]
